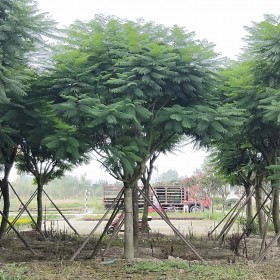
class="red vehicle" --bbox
[103,184,210,213]
[151,184,210,212]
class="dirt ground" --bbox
[1,218,280,279]
[44,218,238,236]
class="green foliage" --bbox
[48,15,242,184]
[238,217,259,236]
[0,0,57,102]
[0,264,28,280]
[125,260,251,279]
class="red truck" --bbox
[103,184,210,212]
[151,184,210,212]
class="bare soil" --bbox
[1,225,280,280]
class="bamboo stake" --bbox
[6,189,37,234]
[90,198,124,258]
[209,192,245,237]
[43,189,79,236]
[236,190,272,245]
[136,185,205,263]
[70,187,125,261]
[101,190,144,258]
[0,210,36,255]
[102,215,125,258]
[260,187,275,255]
[8,184,46,240]
[258,228,280,262]
[217,189,255,241]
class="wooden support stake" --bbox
[90,198,124,258]
[6,189,37,234]
[70,187,125,261]
[209,192,245,237]
[260,188,275,255]
[8,184,46,240]
[217,189,255,241]
[137,185,205,263]
[43,189,80,236]
[0,210,36,255]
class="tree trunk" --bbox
[0,163,14,239]
[270,151,280,243]
[255,175,265,237]
[124,185,134,259]
[272,183,280,235]
[132,185,139,254]
[0,179,10,239]
[245,184,253,222]
[141,182,150,232]
[36,181,44,230]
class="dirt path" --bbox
[46,218,238,236]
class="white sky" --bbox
[13,0,278,183]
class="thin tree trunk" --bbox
[0,162,14,239]
[272,183,280,235]
[270,151,280,244]
[0,180,10,239]
[255,175,265,237]
[245,185,253,222]
[124,185,134,259]
[141,154,158,232]
[36,181,44,230]
[132,185,139,254]
[141,181,149,232]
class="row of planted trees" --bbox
[1,0,280,259]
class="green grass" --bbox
[8,196,105,212]
[125,260,254,280]
[0,264,28,280]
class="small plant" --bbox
[238,217,258,236]
[0,264,28,280]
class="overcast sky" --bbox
[24,0,280,182]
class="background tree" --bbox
[158,169,179,183]
[0,0,57,237]
[198,161,228,215]
[15,77,88,230]
[215,15,280,238]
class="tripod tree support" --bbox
[6,189,37,234]
[208,192,245,237]
[90,196,124,259]
[0,210,36,255]
[43,189,79,236]
[217,189,255,241]
[70,187,125,261]
[8,184,46,240]
[136,185,205,262]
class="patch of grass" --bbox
[125,260,253,280]
[0,264,28,280]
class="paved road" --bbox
[45,218,238,236]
